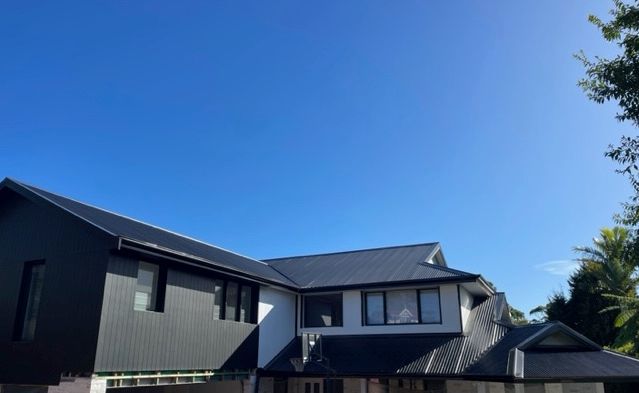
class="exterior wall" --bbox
[104,381,245,393]
[257,286,296,367]
[298,284,462,335]
[93,253,258,372]
[459,286,473,333]
[0,188,113,385]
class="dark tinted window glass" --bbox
[419,289,441,323]
[14,261,46,341]
[385,290,418,324]
[225,282,239,321]
[134,262,159,311]
[240,286,252,323]
[304,294,343,327]
[324,379,343,393]
[365,292,384,325]
[213,280,224,319]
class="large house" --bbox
[1,178,639,393]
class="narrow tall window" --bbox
[419,289,441,323]
[225,281,239,321]
[134,262,161,312]
[365,292,384,325]
[240,286,252,323]
[14,261,46,341]
[213,279,224,319]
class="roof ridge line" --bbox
[8,178,273,267]
[262,242,440,262]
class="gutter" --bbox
[117,237,299,291]
[297,275,483,293]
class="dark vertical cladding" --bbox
[0,188,113,385]
[94,253,259,372]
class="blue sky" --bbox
[0,1,634,314]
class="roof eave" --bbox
[118,237,299,291]
[298,275,483,293]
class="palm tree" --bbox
[602,294,639,355]
[574,227,639,353]
[573,227,638,296]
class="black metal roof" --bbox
[463,324,548,377]
[265,294,510,376]
[265,293,639,381]
[523,350,639,380]
[2,178,484,291]
[264,243,478,290]
[3,178,296,287]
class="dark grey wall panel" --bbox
[94,254,258,372]
[0,188,113,385]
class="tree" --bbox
[509,306,528,325]
[551,267,619,346]
[577,0,639,226]
[573,227,638,296]
[603,293,639,354]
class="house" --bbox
[1,177,638,393]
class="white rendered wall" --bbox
[298,284,462,335]
[459,286,473,333]
[258,286,297,367]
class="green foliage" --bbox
[542,267,620,347]
[528,304,547,323]
[573,227,638,296]
[508,306,528,325]
[576,1,639,354]
[602,293,639,354]
[577,1,639,226]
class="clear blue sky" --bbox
[0,1,634,315]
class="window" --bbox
[14,261,46,341]
[324,379,343,393]
[240,286,252,323]
[225,282,239,321]
[419,289,441,323]
[212,278,254,323]
[365,292,384,325]
[363,288,441,325]
[213,280,224,319]
[386,290,418,324]
[304,294,343,327]
[134,261,166,312]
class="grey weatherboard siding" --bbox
[94,253,259,372]
[0,186,113,385]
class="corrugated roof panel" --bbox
[523,350,639,379]
[266,295,509,376]
[10,179,295,286]
[265,244,477,289]
[463,324,550,376]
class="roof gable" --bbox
[1,178,296,287]
[264,243,479,289]
[515,322,601,352]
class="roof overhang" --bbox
[297,275,484,293]
[118,237,299,291]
